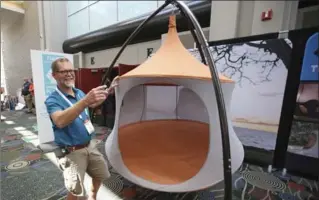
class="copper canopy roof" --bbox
[120,16,233,83]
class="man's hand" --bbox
[106,76,119,94]
[83,85,109,107]
[89,78,119,109]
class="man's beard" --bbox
[65,82,75,88]
[60,79,74,88]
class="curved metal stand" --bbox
[102,1,232,199]
[174,2,232,199]
[181,11,206,65]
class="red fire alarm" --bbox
[261,9,273,21]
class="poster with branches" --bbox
[189,38,292,151]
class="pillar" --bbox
[209,1,240,41]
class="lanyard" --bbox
[56,88,88,120]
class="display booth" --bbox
[101,15,317,197]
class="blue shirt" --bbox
[44,87,93,147]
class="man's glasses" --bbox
[56,70,76,75]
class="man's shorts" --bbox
[57,140,111,196]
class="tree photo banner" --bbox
[189,38,292,152]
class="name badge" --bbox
[84,120,95,135]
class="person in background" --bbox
[29,78,36,114]
[21,78,32,113]
[0,87,4,120]
[45,57,119,200]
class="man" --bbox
[29,78,36,114]
[0,87,4,120]
[21,78,32,113]
[45,58,118,200]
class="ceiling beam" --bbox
[1,1,25,14]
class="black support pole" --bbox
[101,1,232,199]
[181,10,207,65]
[174,1,232,199]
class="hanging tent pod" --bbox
[105,16,244,192]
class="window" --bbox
[67,0,193,38]
[67,1,88,16]
[68,7,89,38]
[88,0,98,6]
[118,1,157,21]
[158,1,192,8]
[89,1,118,31]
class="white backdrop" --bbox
[30,50,73,144]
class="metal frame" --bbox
[273,28,319,178]
[101,1,232,199]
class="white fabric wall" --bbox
[177,87,209,123]
[106,76,244,192]
[119,85,145,127]
[145,86,178,120]
[119,83,210,127]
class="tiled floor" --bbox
[1,110,318,200]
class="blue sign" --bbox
[300,33,318,81]
[42,54,64,97]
